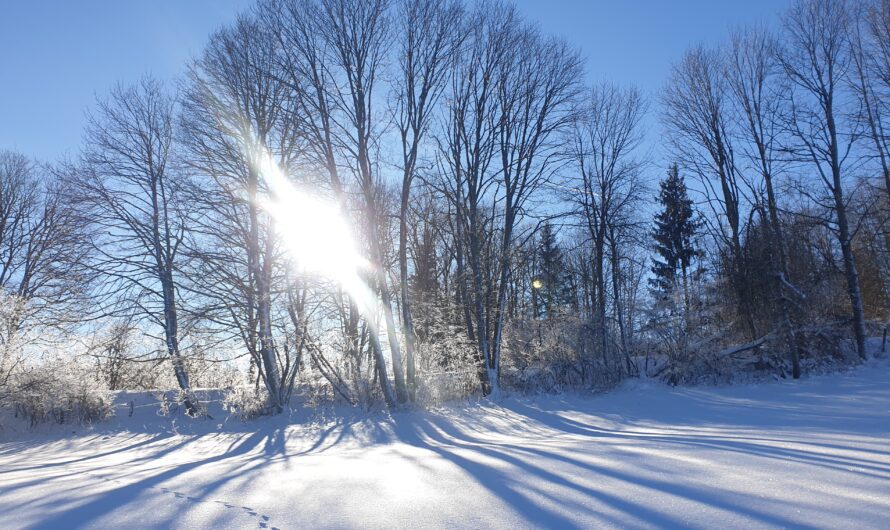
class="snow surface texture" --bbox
[1,361,889,529]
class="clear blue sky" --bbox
[0,0,790,162]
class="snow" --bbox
[1,361,889,529]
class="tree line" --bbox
[2,0,889,415]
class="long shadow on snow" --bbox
[392,412,818,529]
[25,425,289,530]
[501,401,890,477]
[17,369,890,529]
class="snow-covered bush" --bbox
[221,385,270,420]
[640,298,865,385]
[0,294,28,400]
[415,367,479,405]
[81,320,245,396]
[500,315,628,394]
[0,295,115,427]
[153,389,207,418]
[413,320,481,405]
[187,357,243,390]
[5,365,114,427]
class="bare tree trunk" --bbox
[397,194,418,400]
[468,206,492,394]
[608,230,632,373]
[728,27,802,376]
[831,142,869,359]
[393,0,462,401]
[368,321,395,407]
[78,78,198,413]
[489,217,516,394]
[594,231,609,365]
[247,163,282,411]
[781,0,868,359]
[160,271,195,414]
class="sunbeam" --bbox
[255,152,378,320]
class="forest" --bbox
[2,0,890,423]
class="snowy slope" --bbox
[1,361,889,529]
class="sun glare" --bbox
[256,153,377,316]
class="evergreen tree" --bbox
[536,222,570,317]
[650,164,700,298]
[410,222,439,302]
[409,221,439,340]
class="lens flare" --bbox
[256,153,377,316]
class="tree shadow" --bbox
[16,424,289,530]
[389,412,827,529]
[4,370,888,529]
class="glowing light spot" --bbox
[255,152,377,317]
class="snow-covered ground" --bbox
[1,361,889,529]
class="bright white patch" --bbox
[256,153,377,318]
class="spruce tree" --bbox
[410,223,438,302]
[650,164,699,298]
[537,222,569,317]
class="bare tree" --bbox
[436,3,581,394]
[437,3,512,394]
[570,83,647,373]
[487,19,582,393]
[850,0,890,204]
[305,0,407,405]
[180,15,302,411]
[779,0,869,358]
[1,152,87,393]
[726,26,803,377]
[663,45,758,339]
[391,0,463,400]
[1,152,87,327]
[73,78,198,414]
[865,0,890,110]
[264,0,375,405]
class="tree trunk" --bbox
[594,228,609,367]
[608,232,631,374]
[368,322,395,407]
[490,218,516,396]
[467,206,492,395]
[763,168,801,378]
[399,177,418,402]
[161,276,197,415]
[828,115,868,359]
[151,175,196,415]
[248,164,281,412]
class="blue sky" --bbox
[1,0,790,162]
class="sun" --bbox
[255,153,376,315]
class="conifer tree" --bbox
[536,222,570,317]
[650,164,700,305]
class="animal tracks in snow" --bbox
[86,471,279,529]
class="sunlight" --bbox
[256,153,377,316]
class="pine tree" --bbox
[409,221,439,340]
[410,222,439,302]
[650,164,700,301]
[536,222,570,318]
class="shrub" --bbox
[501,316,628,394]
[153,389,207,418]
[4,366,114,427]
[222,385,270,420]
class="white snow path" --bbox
[1,362,889,529]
